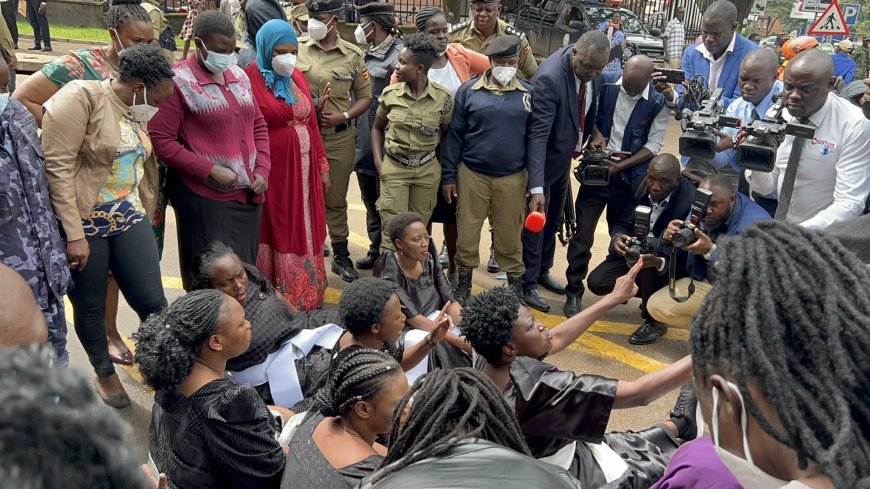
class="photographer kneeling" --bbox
[587,154,695,345]
[647,175,770,334]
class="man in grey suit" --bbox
[521,31,610,313]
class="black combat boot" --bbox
[355,248,380,270]
[453,268,473,306]
[330,241,359,282]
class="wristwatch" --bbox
[703,244,717,261]
[342,111,351,123]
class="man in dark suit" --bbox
[521,30,611,313]
[587,154,695,343]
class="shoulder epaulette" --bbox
[449,19,471,34]
[504,24,526,39]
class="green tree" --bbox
[762,0,806,35]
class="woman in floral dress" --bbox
[180,0,206,59]
[245,20,329,310]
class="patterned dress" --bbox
[245,65,329,311]
[598,21,626,73]
[180,0,206,41]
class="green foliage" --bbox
[17,21,110,42]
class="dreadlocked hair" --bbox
[106,0,150,31]
[190,241,239,291]
[691,220,870,487]
[312,348,402,417]
[461,286,522,364]
[414,6,445,33]
[375,368,530,482]
[134,290,227,403]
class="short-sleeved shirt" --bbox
[41,47,117,86]
[376,81,453,156]
[297,37,372,134]
[449,18,538,80]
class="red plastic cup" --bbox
[525,212,546,233]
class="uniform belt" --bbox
[322,121,353,135]
[386,150,435,168]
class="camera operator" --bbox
[709,48,781,193]
[586,154,695,345]
[563,54,670,317]
[745,50,870,230]
[646,175,771,336]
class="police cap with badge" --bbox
[306,0,343,14]
[354,1,394,16]
[485,35,521,58]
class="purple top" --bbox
[650,437,742,489]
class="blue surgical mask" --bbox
[0,92,8,114]
[197,38,235,74]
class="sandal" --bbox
[109,350,134,366]
[93,379,131,409]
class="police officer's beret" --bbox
[484,35,521,57]
[354,2,394,16]
[470,0,500,4]
[306,0,343,14]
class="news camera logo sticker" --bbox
[811,138,836,155]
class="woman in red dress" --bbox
[245,19,329,310]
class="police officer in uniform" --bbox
[298,0,372,282]
[353,2,403,269]
[442,35,540,305]
[448,0,538,81]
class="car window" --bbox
[587,7,647,34]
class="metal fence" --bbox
[162,0,448,24]
[616,0,713,46]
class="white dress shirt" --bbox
[747,92,870,230]
[694,33,736,90]
[604,78,670,156]
[574,74,595,151]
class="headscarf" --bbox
[255,19,298,105]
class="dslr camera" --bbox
[678,88,741,160]
[624,205,654,267]
[735,95,816,172]
[573,150,627,186]
[671,188,713,248]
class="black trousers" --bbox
[68,219,166,379]
[522,170,569,290]
[587,252,665,320]
[168,174,263,290]
[1,0,17,44]
[25,0,50,47]
[564,174,632,297]
[356,171,381,252]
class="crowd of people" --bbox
[0,0,869,487]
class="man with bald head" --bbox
[586,154,696,344]
[654,0,758,108]
[746,50,870,229]
[563,54,670,317]
[0,264,48,348]
[711,47,782,192]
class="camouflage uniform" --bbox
[0,99,71,363]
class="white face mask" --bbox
[712,381,790,489]
[307,17,333,41]
[111,29,127,55]
[130,85,159,122]
[354,22,372,45]
[492,65,517,86]
[272,53,297,78]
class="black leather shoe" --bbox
[42,45,52,52]
[538,273,566,294]
[669,382,698,440]
[522,288,550,312]
[355,250,379,270]
[629,320,668,345]
[486,247,500,273]
[563,295,581,317]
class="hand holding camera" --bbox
[623,205,655,267]
[670,188,712,248]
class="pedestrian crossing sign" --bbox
[808,0,850,35]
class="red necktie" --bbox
[578,81,587,135]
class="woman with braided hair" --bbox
[656,220,870,488]
[281,348,408,488]
[136,289,286,489]
[359,368,581,488]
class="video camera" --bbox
[735,95,816,172]
[671,188,713,248]
[624,206,654,267]
[678,88,741,160]
[572,150,628,186]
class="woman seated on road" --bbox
[282,348,409,489]
[192,241,343,411]
[335,277,449,382]
[652,221,870,489]
[374,212,470,380]
[359,368,581,489]
[136,289,286,489]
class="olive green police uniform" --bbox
[449,18,538,80]
[297,34,372,252]
[376,82,453,249]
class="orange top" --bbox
[389,43,491,85]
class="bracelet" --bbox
[423,335,437,349]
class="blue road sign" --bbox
[843,3,860,26]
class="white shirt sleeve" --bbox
[642,105,670,155]
[800,119,870,230]
[745,156,781,197]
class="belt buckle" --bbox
[408,154,423,167]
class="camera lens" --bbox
[625,245,642,266]
[672,228,697,248]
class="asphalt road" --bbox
[15,45,693,461]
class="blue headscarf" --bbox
[256,19,299,105]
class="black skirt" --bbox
[428,184,457,224]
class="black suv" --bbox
[512,0,664,61]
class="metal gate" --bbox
[614,0,713,46]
